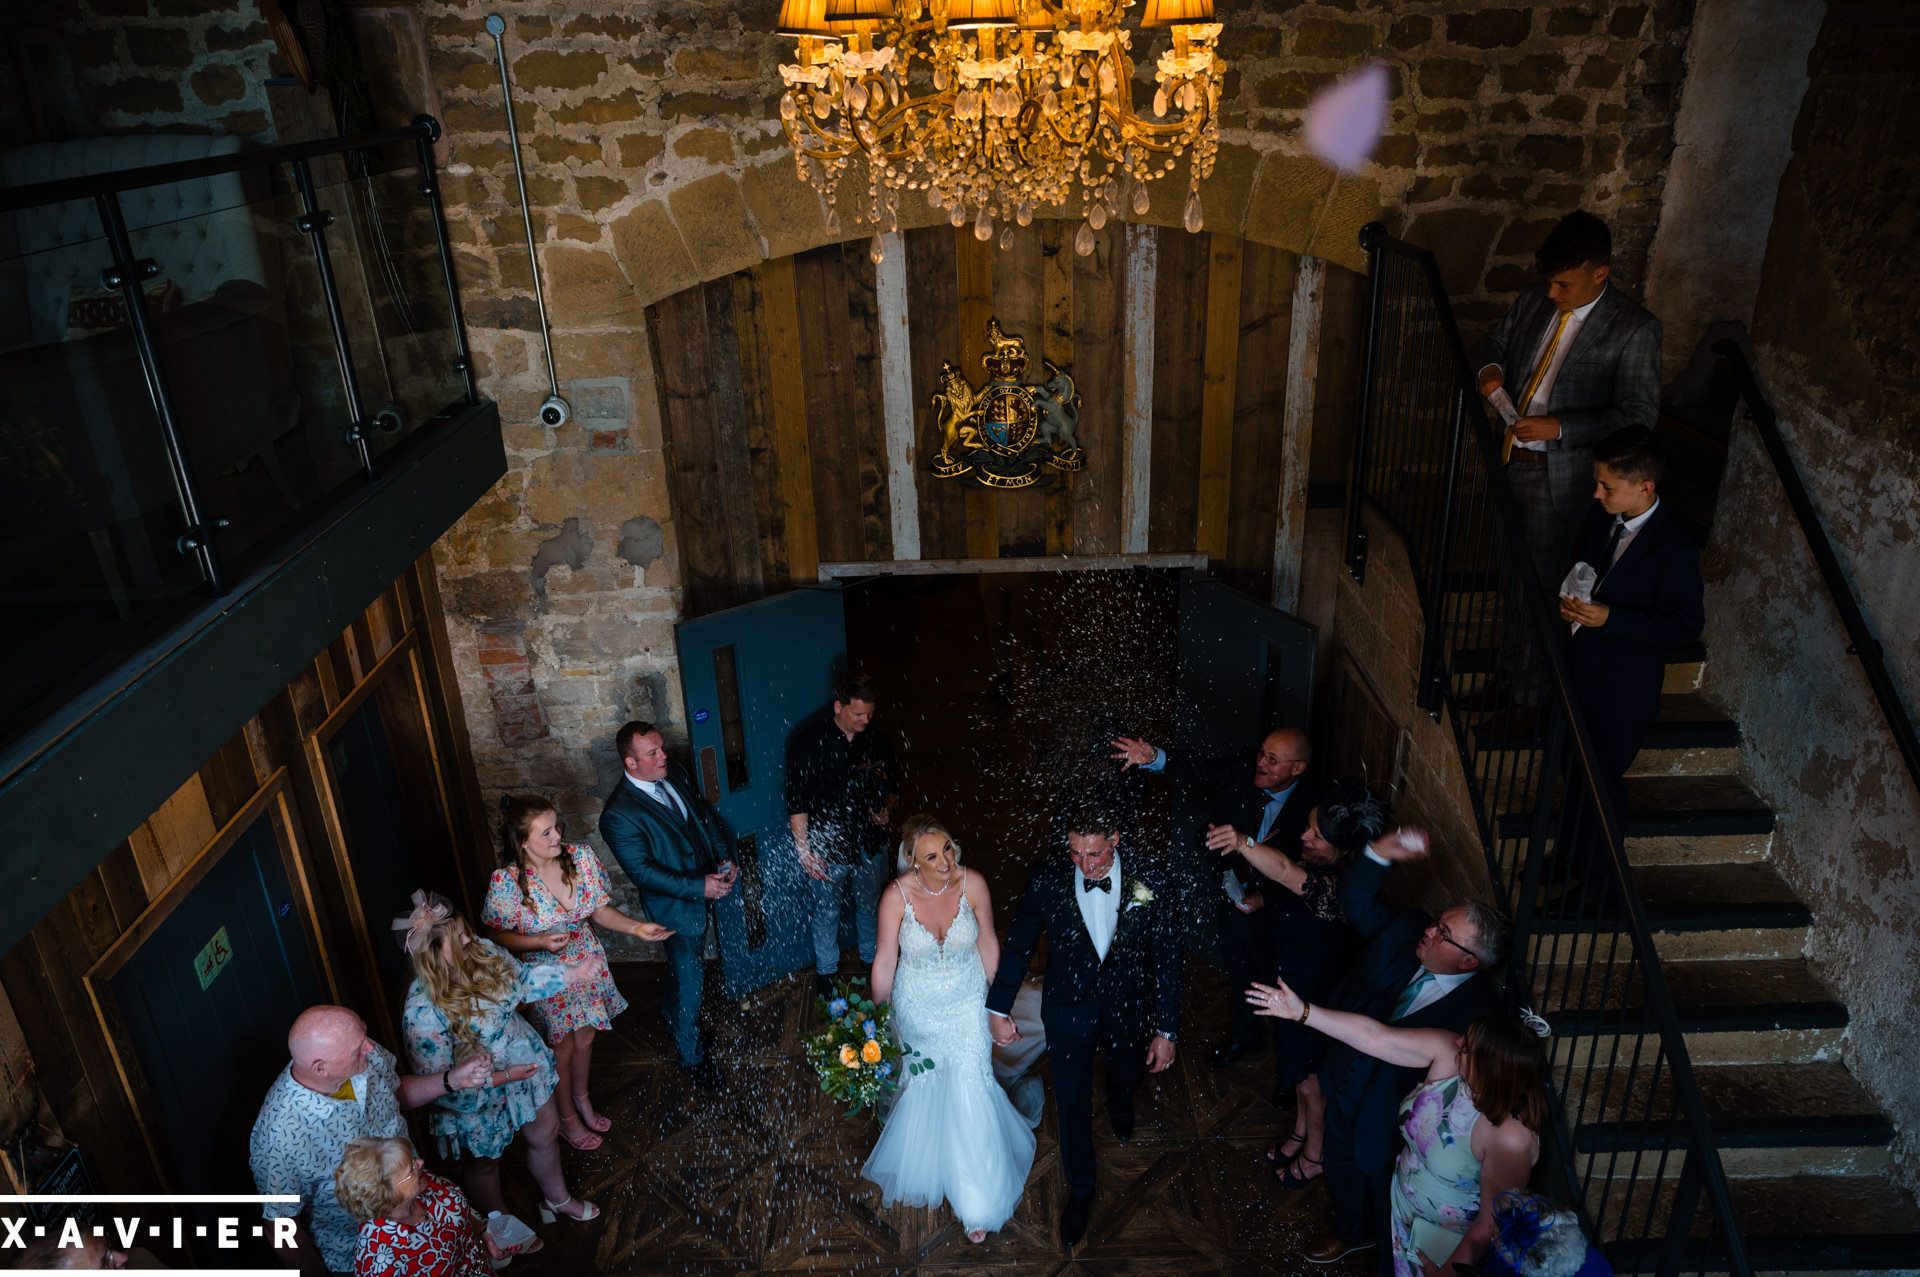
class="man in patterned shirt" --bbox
[250,1005,529,1272]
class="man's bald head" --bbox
[288,1005,371,1089]
[1254,729,1311,790]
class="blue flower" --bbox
[828,997,849,1016]
[873,1061,893,1080]
[863,1019,878,1038]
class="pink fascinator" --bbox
[393,889,455,954]
[1305,62,1391,172]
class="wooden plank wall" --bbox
[0,556,490,1196]
[650,224,1350,615]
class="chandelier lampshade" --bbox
[1139,0,1216,26]
[775,0,837,36]
[771,0,1228,254]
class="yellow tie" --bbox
[1504,309,1573,463]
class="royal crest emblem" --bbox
[929,318,1084,490]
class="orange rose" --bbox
[861,1038,883,1064]
[839,1044,861,1069]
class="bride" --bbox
[862,815,1036,1241]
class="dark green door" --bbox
[109,812,323,1203]
[329,694,419,1005]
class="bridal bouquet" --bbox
[804,976,930,1117]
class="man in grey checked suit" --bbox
[1468,210,1662,709]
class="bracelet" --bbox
[1298,1002,1312,1026]
[443,1069,455,1092]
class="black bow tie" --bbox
[1083,876,1112,893]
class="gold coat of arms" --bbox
[929,318,1084,490]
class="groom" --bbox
[987,802,1184,1248]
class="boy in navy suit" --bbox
[1557,427,1705,897]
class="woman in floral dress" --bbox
[483,796,673,1150]
[396,891,604,1225]
[336,1136,501,1277]
[1249,979,1547,1276]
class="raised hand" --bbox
[1204,823,1248,854]
[1109,736,1157,769]
[1371,826,1432,863]
[1246,978,1305,1021]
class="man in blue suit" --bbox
[1306,840,1506,1268]
[598,720,737,1090]
[1557,427,1705,899]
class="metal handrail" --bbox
[1348,222,1751,1275]
[1714,340,1920,797]
[0,122,434,212]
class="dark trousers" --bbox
[1322,1091,1394,1261]
[661,931,706,1065]
[1217,897,1274,1049]
[1050,1012,1147,1196]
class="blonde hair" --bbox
[408,909,519,1058]
[896,814,963,874]
[334,1136,415,1222]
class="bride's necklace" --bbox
[913,870,955,897]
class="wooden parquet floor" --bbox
[491,960,1378,1277]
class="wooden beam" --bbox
[819,552,1208,579]
[874,231,921,561]
[1121,223,1157,555]
[1274,254,1326,611]
[758,256,819,584]
[955,229,998,558]
[1195,235,1243,562]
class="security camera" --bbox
[539,394,571,427]
[373,404,407,435]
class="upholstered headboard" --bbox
[0,134,267,347]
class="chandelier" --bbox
[773,0,1226,257]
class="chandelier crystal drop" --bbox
[773,0,1225,241]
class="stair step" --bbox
[1494,774,1774,840]
[1598,1172,1920,1273]
[1539,958,1846,1064]
[1470,695,1740,760]
[1527,863,1810,961]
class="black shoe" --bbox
[1108,1104,1135,1142]
[1060,1192,1093,1248]
[679,1058,723,1091]
[1209,1038,1260,1069]
[815,973,836,1000]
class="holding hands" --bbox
[1109,737,1157,769]
[989,1014,1020,1046]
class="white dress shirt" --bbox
[1512,287,1606,451]
[1602,498,1660,574]
[1399,966,1474,1019]
[1075,851,1122,961]
[627,772,687,819]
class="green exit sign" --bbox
[195,925,234,990]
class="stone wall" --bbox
[417,0,1698,875]
[1698,0,1920,1195]
[6,0,278,143]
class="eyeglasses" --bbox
[1432,920,1479,962]
[397,1157,424,1189]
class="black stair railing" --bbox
[1345,223,1750,1276]
[1714,341,1920,798]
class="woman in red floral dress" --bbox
[337,1137,509,1277]
[483,795,672,1150]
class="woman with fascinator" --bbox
[394,890,607,1226]
[1249,977,1551,1277]
[1219,779,1393,1187]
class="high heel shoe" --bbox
[573,1093,612,1133]
[557,1116,602,1151]
[538,1196,601,1223]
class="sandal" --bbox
[558,1117,603,1152]
[573,1094,612,1133]
[539,1196,601,1223]
[1265,1125,1307,1165]
[1275,1153,1323,1190]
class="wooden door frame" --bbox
[81,769,335,1191]
[302,627,464,1046]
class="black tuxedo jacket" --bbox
[1321,855,1499,1173]
[986,852,1184,1046]
[597,763,728,938]
[1160,750,1319,892]
[1566,500,1704,724]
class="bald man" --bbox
[250,1006,533,1273]
[1113,728,1318,1066]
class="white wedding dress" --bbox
[861,888,1036,1234]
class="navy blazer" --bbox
[597,764,728,937]
[1321,855,1499,1174]
[1566,500,1704,724]
[1159,749,1319,892]
[986,852,1184,1045]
